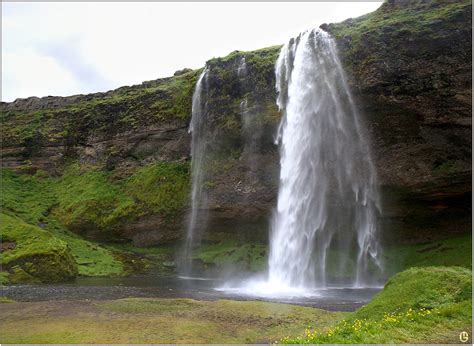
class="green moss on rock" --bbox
[0,169,125,280]
[52,164,135,237]
[150,69,201,120]
[124,161,190,216]
[50,160,189,238]
[384,233,472,275]
[0,68,200,152]
[0,162,190,282]
[0,213,78,283]
[193,240,267,272]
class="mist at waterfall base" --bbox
[184,28,384,299]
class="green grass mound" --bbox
[280,266,472,344]
[0,169,125,281]
[0,213,77,283]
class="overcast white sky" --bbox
[2,2,382,102]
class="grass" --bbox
[280,266,472,344]
[0,164,191,282]
[383,233,472,275]
[124,161,190,216]
[0,298,344,343]
[0,213,77,283]
[0,169,125,281]
[51,161,189,238]
[52,164,135,235]
[193,240,267,272]
[0,272,9,285]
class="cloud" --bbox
[2,2,383,102]
[36,37,114,92]
[2,52,82,101]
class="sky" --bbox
[2,2,382,102]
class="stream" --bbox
[1,275,380,312]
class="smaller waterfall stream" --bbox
[182,68,209,272]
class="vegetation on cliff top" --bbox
[0,68,200,149]
[280,266,472,344]
[326,0,471,92]
[205,45,281,135]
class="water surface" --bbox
[1,275,380,311]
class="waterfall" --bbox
[217,29,383,297]
[237,56,247,77]
[182,67,209,272]
[269,28,383,289]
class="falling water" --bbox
[182,68,209,272]
[217,29,383,297]
[237,56,247,77]
[268,28,383,289]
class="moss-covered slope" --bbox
[281,266,472,344]
[1,213,77,283]
[1,165,188,283]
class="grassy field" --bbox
[0,298,344,344]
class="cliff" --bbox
[1,0,471,253]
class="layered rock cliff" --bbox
[1,0,471,249]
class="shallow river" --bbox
[1,275,380,312]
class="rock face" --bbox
[327,0,472,242]
[1,0,471,246]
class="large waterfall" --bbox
[268,28,382,289]
[218,28,383,296]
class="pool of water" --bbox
[0,275,381,311]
